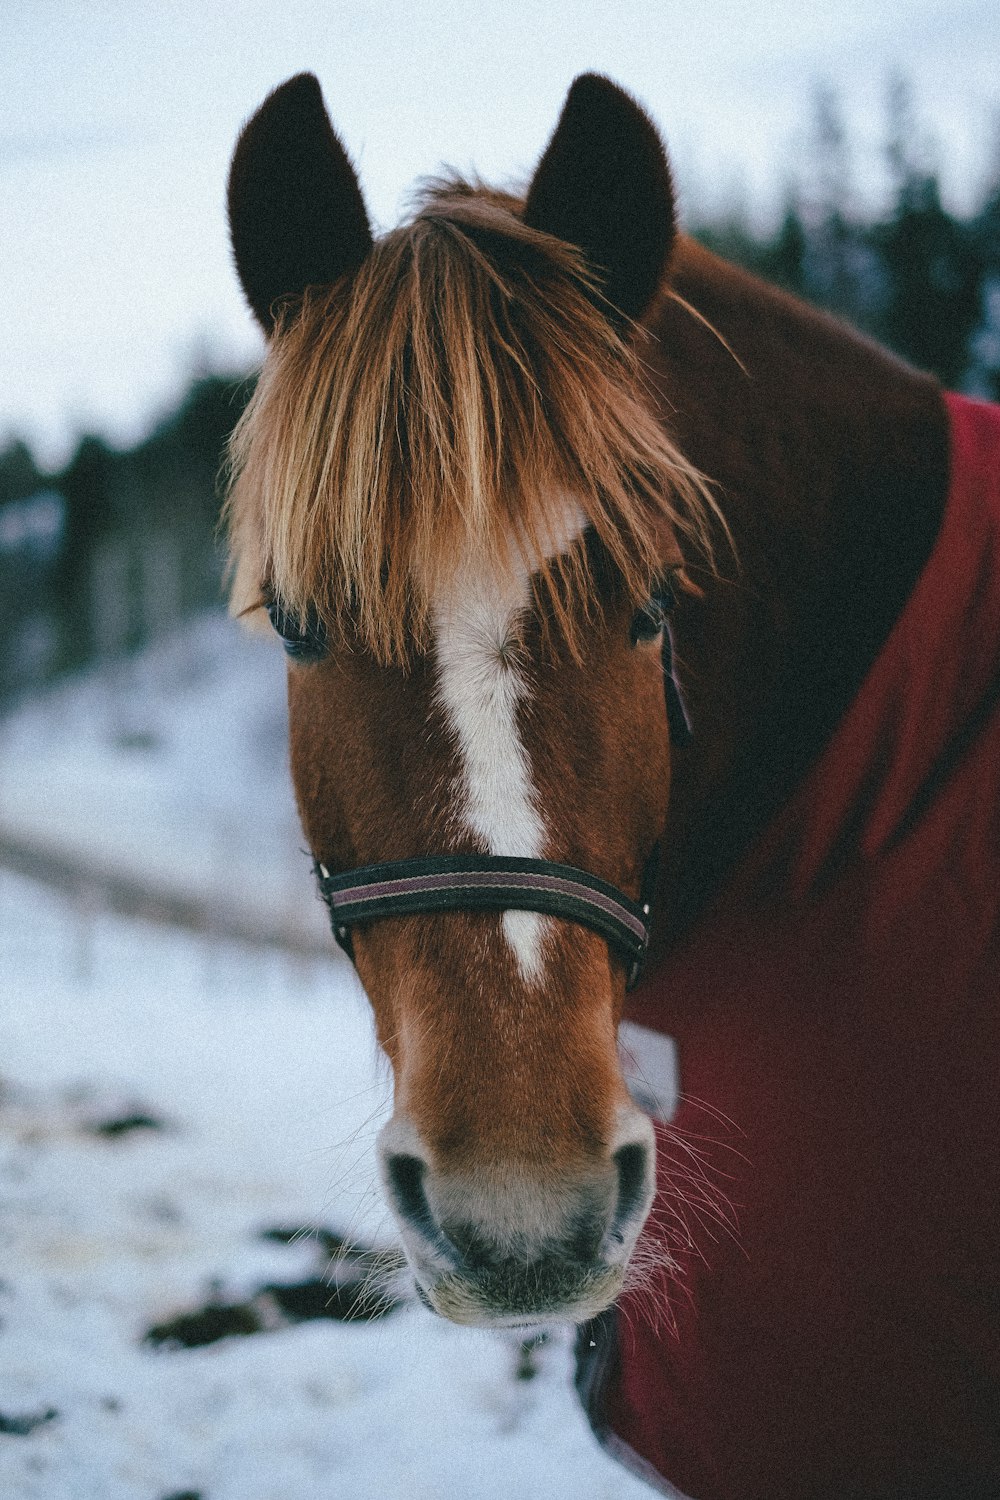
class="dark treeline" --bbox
[691,78,1000,396]
[1,79,998,703]
[0,374,251,703]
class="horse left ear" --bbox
[228,73,373,335]
[524,73,675,324]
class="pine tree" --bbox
[872,74,982,386]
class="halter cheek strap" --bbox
[661,602,692,747]
[315,849,659,990]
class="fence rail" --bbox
[0,829,335,960]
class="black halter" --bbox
[313,587,688,992]
[316,849,659,990]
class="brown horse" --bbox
[225,73,1000,1497]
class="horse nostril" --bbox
[381,1148,466,1271]
[384,1153,436,1237]
[612,1141,651,1241]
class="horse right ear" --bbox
[227,73,373,336]
[524,74,675,324]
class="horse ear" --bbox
[524,73,675,324]
[227,73,373,335]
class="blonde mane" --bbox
[225,180,715,662]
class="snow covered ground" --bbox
[0,617,654,1500]
[0,616,329,950]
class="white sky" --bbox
[2,0,997,465]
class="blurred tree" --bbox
[0,442,62,695]
[139,374,251,511]
[969,118,1000,400]
[802,83,860,318]
[872,75,982,387]
[0,439,43,505]
[1,370,252,699]
[690,74,994,392]
[129,373,252,618]
[695,197,807,296]
[52,435,117,669]
[765,201,809,295]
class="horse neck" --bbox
[647,236,950,945]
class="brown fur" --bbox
[285,571,669,1168]
[643,238,948,945]
[224,72,949,1320]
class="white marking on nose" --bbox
[431,509,586,983]
[433,569,547,980]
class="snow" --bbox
[0,615,654,1499]
[0,615,329,950]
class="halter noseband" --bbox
[313,584,688,992]
[316,850,659,990]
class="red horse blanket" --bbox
[598,393,1000,1499]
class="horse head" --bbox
[225,73,715,1326]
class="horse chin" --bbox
[411,1262,626,1329]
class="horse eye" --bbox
[630,601,664,645]
[629,572,678,647]
[266,599,328,661]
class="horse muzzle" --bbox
[377,1106,656,1325]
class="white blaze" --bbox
[431,510,586,983]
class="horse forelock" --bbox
[225,177,715,662]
